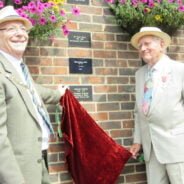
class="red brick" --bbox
[94,85,117,93]
[110,129,132,138]
[93,50,116,58]
[90,112,108,121]
[68,49,92,57]
[126,173,147,183]
[41,67,68,75]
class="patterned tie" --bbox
[20,62,54,134]
[142,68,154,115]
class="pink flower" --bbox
[28,1,36,9]
[72,7,80,15]
[39,17,47,25]
[62,25,70,36]
[13,0,22,4]
[140,0,147,3]
[50,15,57,22]
[14,0,77,38]
[131,0,138,7]
[29,18,36,26]
[60,9,66,16]
[37,4,45,14]
[43,3,50,8]
[105,0,115,3]
[16,8,23,14]
[177,0,182,4]
[20,13,28,18]
[148,2,154,8]
[29,6,37,14]
[21,5,28,11]
[178,5,184,11]
[0,1,4,8]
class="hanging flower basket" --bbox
[1,0,80,40]
[105,0,184,36]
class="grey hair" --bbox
[152,36,167,53]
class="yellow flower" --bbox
[53,5,59,12]
[144,8,151,13]
[49,0,65,4]
[154,15,163,22]
[58,0,65,3]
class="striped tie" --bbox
[20,62,54,134]
[142,68,154,115]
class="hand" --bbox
[58,84,69,96]
[129,143,141,159]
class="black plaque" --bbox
[68,32,91,48]
[67,0,89,5]
[69,58,92,74]
[70,86,92,101]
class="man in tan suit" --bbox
[0,6,67,184]
[130,27,184,184]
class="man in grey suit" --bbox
[130,27,184,184]
[0,6,67,184]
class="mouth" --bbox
[12,39,27,43]
[11,40,27,50]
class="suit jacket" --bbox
[134,55,184,164]
[0,53,61,184]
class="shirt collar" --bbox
[148,54,170,72]
[0,50,22,65]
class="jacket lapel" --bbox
[136,66,146,111]
[0,54,40,124]
[148,58,173,114]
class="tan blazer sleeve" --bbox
[35,83,61,104]
[0,79,25,184]
[133,103,142,144]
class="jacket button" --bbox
[38,137,42,142]
[37,159,42,163]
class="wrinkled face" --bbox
[0,21,29,59]
[137,35,165,66]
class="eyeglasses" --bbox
[0,27,30,34]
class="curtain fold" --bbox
[59,89,132,184]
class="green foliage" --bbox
[5,0,31,7]
[108,0,184,35]
[137,153,145,163]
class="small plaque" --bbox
[68,32,91,48]
[69,58,92,74]
[70,86,92,101]
[67,0,89,5]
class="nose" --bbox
[139,44,147,51]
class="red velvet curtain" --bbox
[59,89,132,184]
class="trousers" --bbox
[145,148,184,184]
[41,150,51,184]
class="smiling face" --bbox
[137,35,165,66]
[0,20,29,59]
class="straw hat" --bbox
[0,6,32,30]
[131,27,171,49]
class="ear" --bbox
[160,39,165,48]
[159,39,167,53]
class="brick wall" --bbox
[24,0,184,183]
